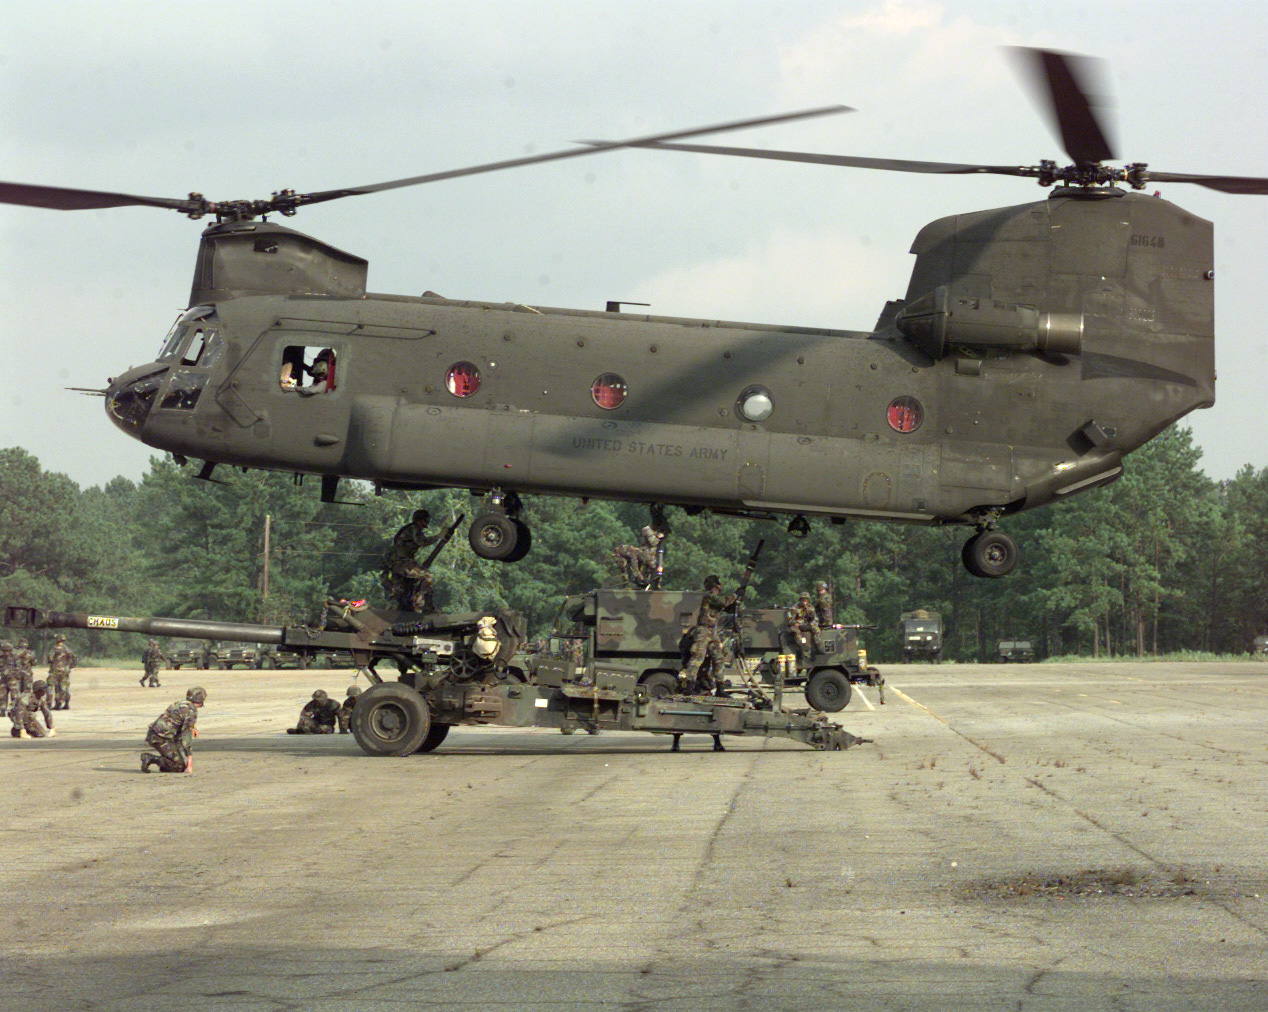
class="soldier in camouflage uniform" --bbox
[140,638,168,687]
[338,685,361,734]
[13,637,35,693]
[286,689,341,734]
[612,524,666,589]
[0,641,17,716]
[10,679,56,738]
[680,575,737,694]
[46,634,77,710]
[383,509,439,613]
[785,592,823,661]
[815,581,835,628]
[141,686,205,773]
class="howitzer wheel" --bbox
[640,671,679,699]
[415,722,451,753]
[804,668,851,712]
[351,681,430,756]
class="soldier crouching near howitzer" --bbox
[383,509,440,613]
[140,638,168,687]
[10,679,56,739]
[47,633,77,710]
[0,641,17,715]
[337,686,360,734]
[679,575,738,695]
[14,637,36,692]
[612,522,668,589]
[287,689,341,734]
[141,686,205,773]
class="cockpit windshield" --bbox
[158,305,216,361]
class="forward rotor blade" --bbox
[603,140,1035,179]
[0,181,199,213]
[1142,171,1268,195]
[1008,47,1115,165]
[300,106,852,205]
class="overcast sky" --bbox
[3,0,1265,489]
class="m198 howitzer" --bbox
[3,599,865,755]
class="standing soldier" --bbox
[815,581,835,628]
[680,575,738,694]
[13,637,35,693]
[338,685,361,734]
[10,679,56,739]
[383,509,439,613]
[141,686,206,773]
[140,638,168,687]
[0,641,17,716]
[46,634,77,710]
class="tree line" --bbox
[2,426,1265,663]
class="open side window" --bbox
[280,344,338,393]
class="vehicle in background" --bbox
[255,645,309,669]
[1253,635,1268,658]
[206,641,260,669]
[995,640,1035,663]
[899,610,943,663]
[168,639,210,670]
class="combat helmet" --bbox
[32,679,48,693]
[55,633,66,642]
[0,641,11,653]
[187,686,207,705]
[799,590,811,600]
[815,580,828,591]
[313,689,328,701]
[412,508,430,526]
[17,637,28,648]
[346,686,361,698]
[704,574,721,590]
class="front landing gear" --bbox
[962,528,1019,578]
[469,490,531,562]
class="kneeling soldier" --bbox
[287,689,340,734]
[338,686,361,734]
[142,686,205,773]
[10,679,56,739]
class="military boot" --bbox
[139,674,147,685]
[140,754,153,773]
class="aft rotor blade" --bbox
[607,140,1035,178]
[299,106,852,205]
[1142,171,1268,195]
[1008,47,1116,165]
[0,181,200,213]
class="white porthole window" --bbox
[737,385,774,422]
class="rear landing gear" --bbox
[962,528,1019,578]
[469,490,532,562]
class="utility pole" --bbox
[261,513,271,609]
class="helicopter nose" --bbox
[105,366,167,436]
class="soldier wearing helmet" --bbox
[679,574,738,694]
[13,637,35,693]
[338,685,361,734]
[287,688,341,734]
[612,522,667,589]
[141,686,206,773]
[382,507,440,613]
[9,678,55,739]
[0,641,17,715]
[786,590,823,659]
[814,581,835,628]
[140,638,169,688]
[46,633,77,710]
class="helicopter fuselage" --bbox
[105,187,1214,542]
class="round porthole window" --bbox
[446,361,482,398]
[591,373,628,410]
[886,395,923,433]
[738,385,774,422]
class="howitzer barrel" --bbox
[3,605,285,645]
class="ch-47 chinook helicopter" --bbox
[3,49,1264,577]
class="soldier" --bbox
[680,575,737,694]
[612,524,666,589]
[383,509,439,613]
[785,592,823,662]
[286,689,341,734]
[46,634,77,710]
[13,637,35,693]
[815,580,835,628]
[0,641,17,716]
[140,638,168,687]
[338,685,361,734]
[10,679,56,739]
[141,686,205,773]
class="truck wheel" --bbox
[641,671,678,699]
[415,722,451,754]
[805,669,851,712]
[352,682,431,756]
[172,663,182,670]
[469,512,520,561]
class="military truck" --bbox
[1253,635,1268,658]
[205,641,261,669]
[4,600,862,755]
[168,639,210,669]
[899,610,943,663]
[995,639,1035,663]
[551,589,883,713]
[255,645,309,669]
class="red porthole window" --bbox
[886,395,923,433]
[591,373,628,410]
[446,361,482,398]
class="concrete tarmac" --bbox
[3,662,1266,1010]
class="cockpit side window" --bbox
[280,344,339,393]
[181,329,207,366]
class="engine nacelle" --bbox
[895,284,1082,359]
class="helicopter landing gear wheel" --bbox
[505,518,532,562]
[962,529,1019,578]
[469,512,520,561]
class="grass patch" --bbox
[1042,651,1260,663]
